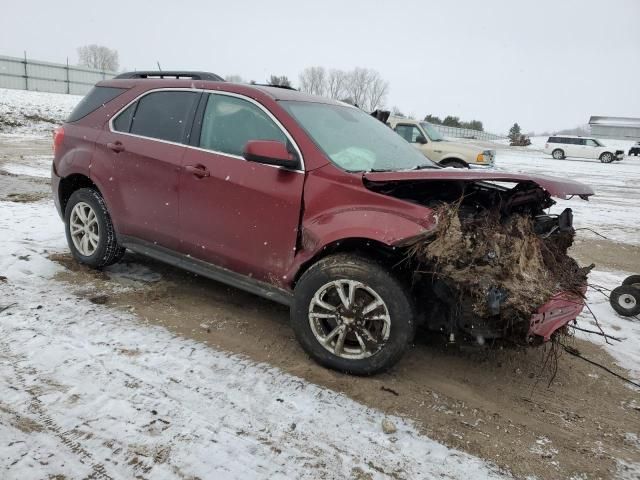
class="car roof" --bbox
[548,134,593,139]
[97,78,346,106]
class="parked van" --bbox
[543,136,624,163]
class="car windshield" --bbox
[420,122,445,141]
[280,101,438,171]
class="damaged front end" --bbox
[365,174,594,345]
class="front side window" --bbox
[585,139,598,147]
[199,94,287,156]
[281,101,438,172]
[128,91,199,143]
[395,124,424,143]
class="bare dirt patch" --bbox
[50,251,640,480]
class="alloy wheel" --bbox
[70,202,100,256]
[308,279,391,359]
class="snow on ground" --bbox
[0,199,508,479]
[494,148,640,246]
[0,88,81,135]
[577,270,640,383]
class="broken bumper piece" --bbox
[528,290,586,342]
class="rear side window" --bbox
[113,103,136,132]
[199,94,286,156]
[129,91,199,143]
[67,86,126,123]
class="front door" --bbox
[179,93,304,283]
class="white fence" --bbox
[429,123,507,142]
[0,54,116,96]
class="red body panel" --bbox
[529,291,586,341]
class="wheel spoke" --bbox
[81,234,89,254]
[312,295,337,312]
[354,331,367,352]
[336,280,357,309]
[362,299,382,315]
[334,327,347,356]
[310,312,337,320]
[323,325,343,344]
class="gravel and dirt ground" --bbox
[1,97,639,479]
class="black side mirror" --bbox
[415,135,427,144]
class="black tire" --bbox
[622,275,640,289]
[64,188,125,268]
[552,149,564,160]
[599,152,614,163]
[609,286,640,317]
[440,159,468,169]
[291,254,416,375]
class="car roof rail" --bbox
[252,83,297,91]
[114,71,224,81]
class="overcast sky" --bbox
[2,0,638,133]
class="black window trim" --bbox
[108,88,304,172]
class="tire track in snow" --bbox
[0,336,113,480]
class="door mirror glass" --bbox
[243,140,299,169]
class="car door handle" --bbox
[107,141,125,153]
[184,165,210,178]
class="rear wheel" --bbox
[599,152,614,163]
[291,254,416,375]
[609,285,640,317]
[64,188,125,268]
[622,275,640,289]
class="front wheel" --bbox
[609,285,640,317]
[440,159,468,169]
[291,254,416,375]
[600,152,614,163]
[552,149,565,160]
[64,188,126,268]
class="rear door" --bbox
[97,89,200,249]
[178,92,304,282]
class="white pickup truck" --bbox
[387,116,495,168]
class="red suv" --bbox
[52,72,594,374]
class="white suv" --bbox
[544,135,624,163]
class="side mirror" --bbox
[243,140,299,169]
[415,135,427,144]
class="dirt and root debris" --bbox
[408,199,592,342]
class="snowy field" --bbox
[1,88,640,479]
[495,146,640,246]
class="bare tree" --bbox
[268,75,291,87]
[344,67,372,108]
[298,66,326,96]
[77,44,119,71]
[326,69,347,100]
[224,74,245,83]
[363,71,389,111]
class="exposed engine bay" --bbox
[365,178,592,344]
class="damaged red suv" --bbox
[52,71,594,374]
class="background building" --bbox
[589,116,640,141]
